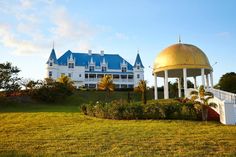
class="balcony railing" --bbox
[85,78,134,83]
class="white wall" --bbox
[133,67,144,87]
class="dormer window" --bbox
[137,65,140,69]
[68,63,74,68]
[89,66,94,72]
[122,67,127,72]
[102,66,107,72]
[49,62,53,66]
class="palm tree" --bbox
[190,85,217,121]
[134,80,147,104]
[57,75,74,86]
[98,75,115,96]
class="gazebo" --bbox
[153,42,213,99]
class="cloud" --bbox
[20,0,33,9]
[0,24,49,55]
[115,32,129,40]
[215,32,230,38]
[50,6,99,50]
[0,1,101,55]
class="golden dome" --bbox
[153,43,212,77]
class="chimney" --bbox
[100,50,104,56]
[88,50,92,55]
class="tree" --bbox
[98,75,115,94]
[0,62,21,95]
[32,76,75,102]
[190,85,217,121]
[21,79,40,95]
[134,80,147,104]
[217,72,236,93]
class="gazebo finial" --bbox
[178,35,181,43]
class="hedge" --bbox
[81,99,199,120]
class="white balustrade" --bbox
[208,88,236,104]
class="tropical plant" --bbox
[134,80,147,104]
[190,85,217,121]
[98,75,115,95]
[57,75,74,86]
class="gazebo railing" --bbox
[208,88,236,104]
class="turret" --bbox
[46,48,58,79]
[133,53,144,87]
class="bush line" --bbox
[81,99,200,120]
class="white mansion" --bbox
[46,49,144,89]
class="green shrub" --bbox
[123,103,143,120]
[142,103,165,119]
[81,99,198,120]
[32,82,75,102]
[81,104,87,115]
[107,100,126,119]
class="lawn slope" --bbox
[0,113,236,157]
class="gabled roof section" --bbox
[134,53,144,68]
[57,51,133,70]
[47,48,58,64]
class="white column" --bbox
[210,71,214,88]
[178,78,181,98]
[193,76,197,89]
[164,70,169,99]
[154,73,158,100]
[206,74,209,89]
[201,68,205,87]
[183,68,187,97]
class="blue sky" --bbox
[0,0,235,86]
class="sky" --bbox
[0,0,236,86]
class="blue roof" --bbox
[134,53,144,68]
[47,49,58,64]
[56,50,133,70]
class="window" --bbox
[121,84,127,88]
[49,62,53,66]
[68,63,74,68]
[102,66,107,72]
[137,66,140,69]
[89,84,96,88]
[115,84,120,89]
[79,74,81,77]
[68,73,72,78]
[49,71,52,77]
[89,66,94,72]
[137,74,140,79]
[128,75,133,79]
[122,67,127,72]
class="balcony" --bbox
[85,78,134,83]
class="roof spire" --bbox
[178,35,181,43]
[53,41,54,49]
[134,53,144,68]
[137,48,139,54]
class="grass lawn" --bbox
[0,112,236,157]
